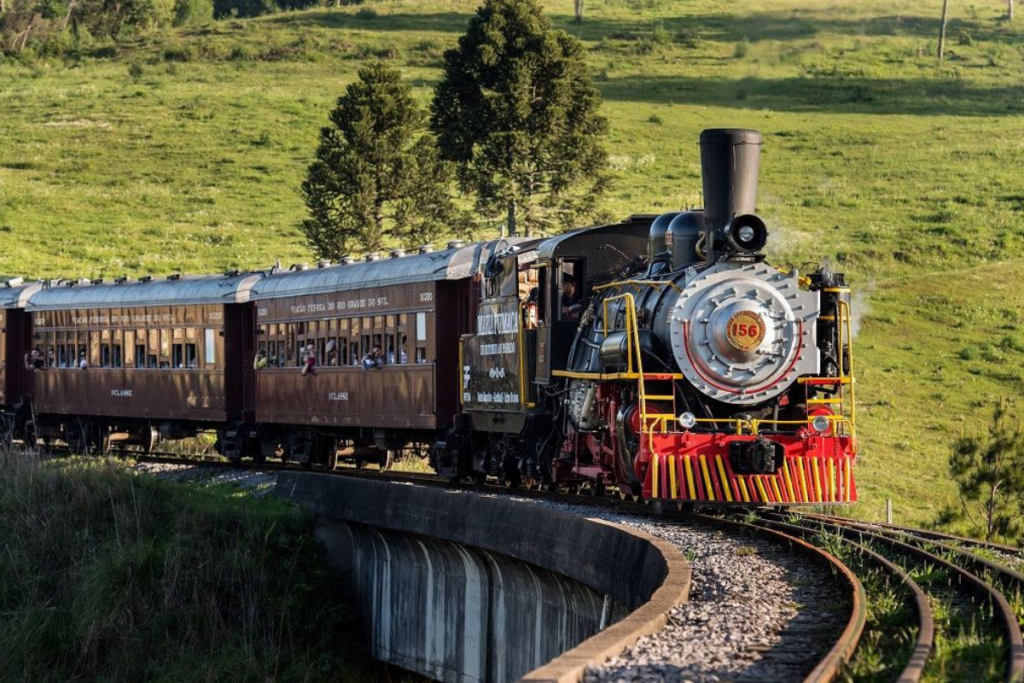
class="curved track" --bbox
[781,512,1024,683]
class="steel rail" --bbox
[783,513,1024,683]
[806,514,1024,607]
[809,513,1024,558]
[757,514,933,683]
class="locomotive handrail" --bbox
[643,413,854,437]
[592,279,682,293]
[601,292,667,458]
[551,369,684,381]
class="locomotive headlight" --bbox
[811,415,831,433]
[723,214,768,254]
[678,412,697,430]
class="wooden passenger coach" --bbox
[25,274,259,450]
[244,243,509,457]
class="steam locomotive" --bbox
[436,129,856,504]
[0,129,854,505]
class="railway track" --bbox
[53,448,1024,682]
[768,511,1024,682]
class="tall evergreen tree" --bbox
[301,61,463,260]
[430,0,609,237]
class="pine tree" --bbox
[430,0,609,237]
[946,401,1024,542]
[301,61,463,260]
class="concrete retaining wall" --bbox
[277,473,690,683]
[319,521,628,683]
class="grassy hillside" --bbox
[0,453,369,681]
[2,0,1023,527]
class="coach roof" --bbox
[0,282,43,309]
[248,239,535,301]
[25,273,262,311]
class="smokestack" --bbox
[700,129,762,259]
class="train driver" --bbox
[561,274,582,321]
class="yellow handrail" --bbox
[593,279,682,293]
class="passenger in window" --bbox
[561,274,581,321]
[47,349,55,367]
[24,349,45,371]
[301,344,317,377]
[362,345,383,370]
[524,287,539,329]
[254,349,268,370]
[79,351,89,369]
[326,339,337,366]
[399,335,408,364]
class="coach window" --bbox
[112,337,123,369]
[384,315,396,364]
[349,317,360,366]
[124,331,135,367]
[205,329,217,368]
[100,329,110,368]
[41,331,53,367]
[64,334,76,369]
[373,315,383,363]
[339,319,349,365]
[360,317,372,361]
[398,313,408,364]
[55,333,65,368]
[185,342,198,369]
[135,335,146,368]
[415,311,428,363]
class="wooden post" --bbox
[886,498,893,524]
[938,0,950,61]
[574,0,584,22]
[1010,0,1015,22]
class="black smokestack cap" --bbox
[699,129,762,241]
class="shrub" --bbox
[173,0,214,26]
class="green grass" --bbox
[3,0,1024,528]
[0,453,369,681]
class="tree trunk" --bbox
[1010,0,1014,22]
[574,0,583,22]
[938,0,949,60]
[507,200,517,238]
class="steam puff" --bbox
[849,281,874,340]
